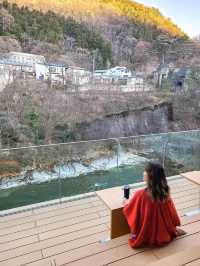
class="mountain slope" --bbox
[5,0,185,37]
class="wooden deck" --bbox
[0,177,200,266]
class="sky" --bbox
[136,0,199,38]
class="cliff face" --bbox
[77,102,174,140]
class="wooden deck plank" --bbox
[28,202,103,222]
[0,210,33,222]
[60,245,143,266]
[149,245,200,266]
[173,196,199,208]
[39,216,110,241]
[186,259,200,266]
[0,251,42,266]
[172,189,199,201]
[171,185,199,195]
[33,196,98,214]
[0,203,108,232]
[0,197,100,226]
[24,259,53,266]
[181,214,200,225]
[178,205,199,216]
[0,221,36,236]
[0,235,39,253]
[0,230,109,263]
[36,205,107,226]
[42,230,109,257]
[0,224,108,253]
[99,210,110,217]
[53,235,129,266]
[0,215,109,244]
[152,233,200,259]
[176,199,199,210]
[104,251,158,266]
[176,202,199,213]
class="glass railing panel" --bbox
[0,145,61,211]
[58,139,118,197]
[164,130,200,175]
[118,133,169,184]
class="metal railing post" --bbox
[58,146,62,204]
[162,135,169,169]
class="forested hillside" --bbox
[4,0,186,38]
[0,1,112,68]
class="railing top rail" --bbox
[0,129,199,152]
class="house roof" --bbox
[176,67,189,76]
[0,60,33,68]
[8,51,45,59]
[47,62,67,68]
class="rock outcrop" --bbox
[77,102,174,140]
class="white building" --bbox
[35,63,48,80]
[121,76,144,92]
[94,66,132,78]
[93,70,107,77]
[0,52,46,80]
[48,63,66,85]
[7,52,45,68]
[65,66,91,85]
[105,66,132,78]
[94,66,132,84]
[35,62,66,85]
[0,59,35,90]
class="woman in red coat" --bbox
[123,162,186,248]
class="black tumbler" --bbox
[123,185,130,199]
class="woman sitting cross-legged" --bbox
[123,162,186,248]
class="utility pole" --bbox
[92,49,98,83]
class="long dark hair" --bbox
[145,162,170,201]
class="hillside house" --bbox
[7,52,45,69]
[35,63,67,85]
[48,63,66,85]
[94,66,132,84]
[106,66,132,78]
[153,63,170,88]
[65,66,91,85]
[0,55,36,90]
[94,66,132,79]
[0,52,46,78]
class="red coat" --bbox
[123,188,180,248]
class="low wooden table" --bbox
[96,186,134,239]
[181,171,200,215]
